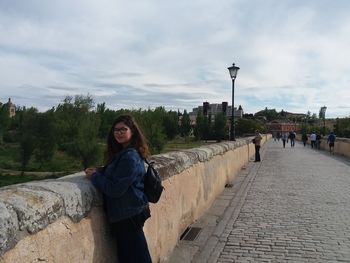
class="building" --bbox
[280,110,306,119]
[266,120,300,135]
[189,102,243,125]
[0,98,16,118]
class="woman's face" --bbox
[113,121,133,147]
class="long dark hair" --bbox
[105,114,150,164]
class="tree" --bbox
[194,112,210,140]
[33,110,57,169]
[65,112,101,169]
[17,107,38,174]
[235,118,265,137]
[54,95,101,168]
[163,110,179,139]
[334,117,350,138]
[0,104,10,144]
[213,113,227,141]
[255,107,278,121]
[180,110,191,137]
[134,108,166,154]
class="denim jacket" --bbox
[91,147,148,223]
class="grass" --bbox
[0,142,105,172]
[161,136,215,153]
[0,172,58,187]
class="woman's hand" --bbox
[85,167,96,180]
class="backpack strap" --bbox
[144,159,155,166]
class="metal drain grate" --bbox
[180,227,202,241]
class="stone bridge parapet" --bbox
[0,135,270,262]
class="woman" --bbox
[85,114,152,263]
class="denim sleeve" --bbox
[91,151,140,198]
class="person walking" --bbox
[310,132,317,148]
[253,130,263,162]
[302,133,308,146]
[277,132,281,141]
[316,133,321,149]
[85,114,152,263]
[282,133,288,148]
[327,131,336,154]
[289,131,296,147]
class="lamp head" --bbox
[228,63,240,79]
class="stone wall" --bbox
[297,135,350,158]
[0,135,270,263]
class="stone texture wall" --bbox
[297,135,350,158]
[0,136,270,263]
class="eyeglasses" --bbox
[113,127,129,134]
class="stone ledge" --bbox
[152,139,248,180]
[0,138,251,256]
[0,175,101,256]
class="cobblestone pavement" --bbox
[215,140,350,263]
[167,140,350,263]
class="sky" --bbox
[0,0,349,118]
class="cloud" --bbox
[0,0,350,117]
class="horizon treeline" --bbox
[0,94,247,173]
[1,95,349,174]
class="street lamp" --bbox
[320,106,327,134]
[228,63,240,141]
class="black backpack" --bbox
[144,159,164,203]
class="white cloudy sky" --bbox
[0,0,349,117]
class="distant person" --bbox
[282,133,288,148]
[310,132,316,148]
[327,131,336,154]
[288,131,296,147]
[252,130,263,162]
[302,133,308,146]
[316,133,321,149]
[277,132,281,141]
[85,114,152,263]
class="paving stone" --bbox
[167,140,350,263]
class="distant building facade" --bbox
[0,98,16,118]
[189,102,243,125]
[266,120,300,134]
[280,110,306,119]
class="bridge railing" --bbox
[296,135,350,158]
[0,135,271,263]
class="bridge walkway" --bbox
[167,139,350,263]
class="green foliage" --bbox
[17,107,38,174]
[33,111,57,168]
[213,112,227,141]
[134,108,166,154]
[0,143,20,170]
[0,173,43,187]
[162,110,179,140]
[180,110,191,137]
[194,111,210,140]
[254,107,278,121]
[161,136,211,153]
[0,104,11,144]
[55,95,101,169]
[334,117,350,138]
[235,118,265,136]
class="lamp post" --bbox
[228,63,240,141]
[320,106,327,134]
